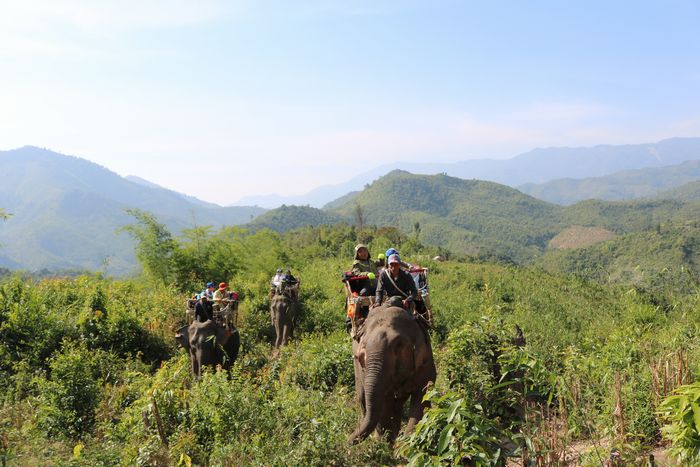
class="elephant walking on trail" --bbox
[175,320,241,379]
[349,306,436,444]
[270,293,297,349]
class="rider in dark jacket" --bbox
[374,254,417,309]
[194,294,214,322]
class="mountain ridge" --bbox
[237,137,700,208]
[0,146,266,274]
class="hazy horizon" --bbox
[2,1,699,204]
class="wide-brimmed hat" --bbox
[354,244,370,260]
[218,282,227,290]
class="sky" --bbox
[1,0,699,205]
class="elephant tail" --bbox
[348,335,389,444]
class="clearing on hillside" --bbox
[548,225,616,250]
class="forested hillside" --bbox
[519,159,700,205]
[241,170,700,276]
[0,147,265,274]
[248,204,347,232]
[327,170,564,262]
[1,221,700,464]
[657,179,700,202]
[538,220,700,293]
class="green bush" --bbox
[280,331,354,392]
[36,342,111,438]
[396,389,511,466]
[659,382,700,464]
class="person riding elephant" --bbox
[373,254,418,311]
[348,305,436,444]
[213,282,229,309]
[175,320,241,379]
[194,293,213,323]
[351,244,378,296]
[385,247,411,269]
[200,281,216,300]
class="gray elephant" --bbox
[175,320,241,379]
[348,306,436,444]
[270,293,297,349]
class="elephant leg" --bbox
[377,394,407,443]
[272,313,282,349]
[191,350,201,379]
[281,321,291,346]
[405,389,428,434]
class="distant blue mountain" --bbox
[239,137,700,208]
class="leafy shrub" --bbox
[280,331,354,392]
[396,389,511,466]
[659,382,700,464]
[36,342,110,438]
[240,295,275,344]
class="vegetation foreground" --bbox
[1,220,700,465]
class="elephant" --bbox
[348,306,436,444]
[270,293,297,349]
[175,320,241,379]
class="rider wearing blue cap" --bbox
[200,282,216,300]
[385,247,410,269]
[373,253,417,310]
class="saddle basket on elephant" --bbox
[271,279,300,301]
[185,291,239,329]
[407,266,433,328]
[342,271,376,338]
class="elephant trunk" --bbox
[349,344,387,443]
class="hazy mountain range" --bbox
[237,137,700,208]
[0,146,265,274]
[3,138,700,274]
[519,159,700,205]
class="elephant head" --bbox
[349,306,436,444]
[175,320,241,379]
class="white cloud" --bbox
[0,0,232,32]
[0,0,236,58]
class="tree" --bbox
[353,203,365,232]
[413,221,421,240]
[121,209,176,284]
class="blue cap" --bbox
[386,248,398,257]
[388,254,401,265]
[206,282,215,288]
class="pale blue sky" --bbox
[1,0,699,204]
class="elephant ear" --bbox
[217,327,237,344]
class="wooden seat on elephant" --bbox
[342,272,375,339]
[213,293,239,329]
[409,266,433,327]
[271,281,299,301]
